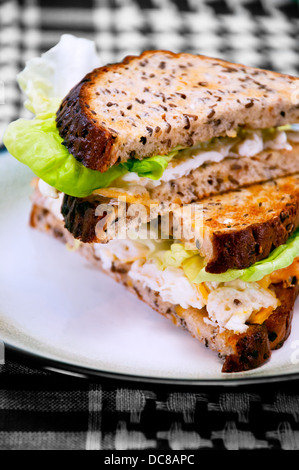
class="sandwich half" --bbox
[4,35,299,372]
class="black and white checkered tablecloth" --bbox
[2,358,299,450]
[1,0,299,451]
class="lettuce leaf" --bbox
[185,228,299,284]
[125,148,179,180]
[4,114,127,197]
[182,255,206,282]
[4,113,179,197]
[163,243,198,269]
[159,229,299,284]
[17,34,100,115]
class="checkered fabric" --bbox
[1,359,299,450]
[1,0,299,144]
[1,0,299,451]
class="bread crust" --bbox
[221,324,271,373]
[56,79,117,173]
[203,176,299,272]
[222,281,299,372]
[207,204,299,273]
[56,50,299,172]
[30,203,299,373]
[61,193,105,243]
[265,281,299,350]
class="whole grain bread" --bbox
[150,144,299,205]
[52,174,299,273]
[191,174,299,272]
[56,50,299,172]
[29,203,299,373]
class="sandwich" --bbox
[4,35,299,373]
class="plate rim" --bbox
[5,342,299,387]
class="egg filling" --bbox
[94,238,298,334]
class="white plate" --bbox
[1,151,299,385]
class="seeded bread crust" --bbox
[29,203,299,373]
[199,175,299,272]
[56,50,299,172]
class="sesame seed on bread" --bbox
[56,50,299,173]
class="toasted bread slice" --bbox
[30,203,299,373]
[188,174,299,273]
[56,50,299,173]
[53,174,299,273]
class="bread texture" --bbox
[150,144,299,205]
[56,174,299,273]
[194,174,299,273]
[56,50,299,172]
[30,203,299,373]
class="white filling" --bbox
[129,260,205,310]
[94,239,150,271]
[38,179,60,199]
[37,187,64,221]
[236,132,264,157]
[205,279,278,334]
[93,239,279,333]
[122,147,231,187]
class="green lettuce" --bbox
[160,229,299,284]
[3,113,179,197]
[162,243,198,269]
[4,114,126,197]
[125,148,180,180]
[17,34,100,116]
